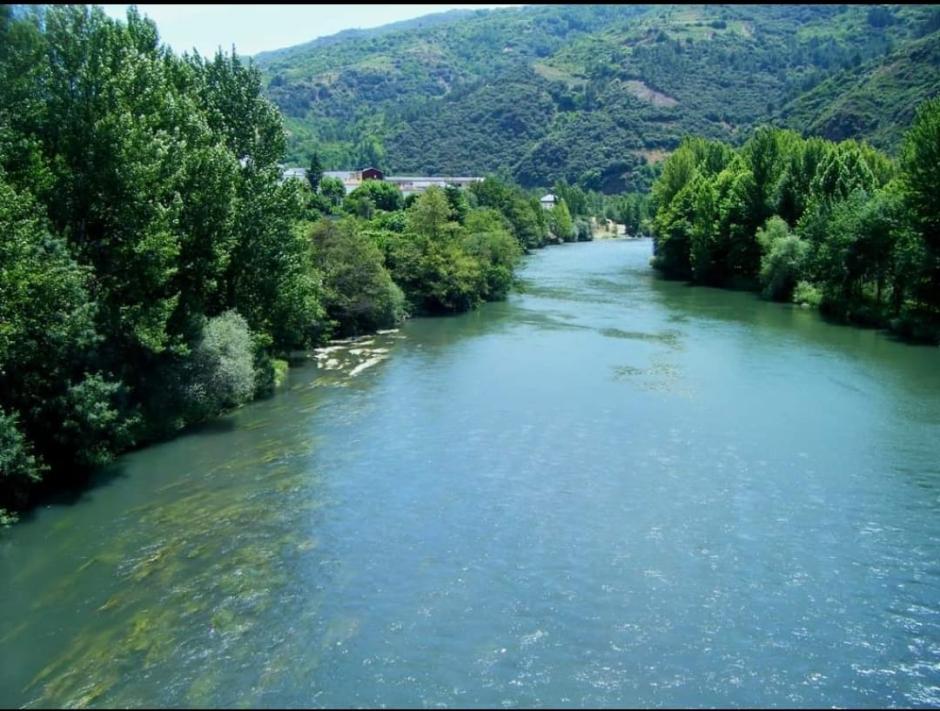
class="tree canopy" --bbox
[650,101,940,341]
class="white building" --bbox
[540,193,557,210]
[322,170,365,194]
[281,166,483,197]
[385,175,482,197]
[281,167,308,183]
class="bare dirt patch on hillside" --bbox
[623,80,678,108]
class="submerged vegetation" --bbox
[649,99,940,342]
[0,6,574,523]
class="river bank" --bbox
[3,239,939,707]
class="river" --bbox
[2,238,939,708]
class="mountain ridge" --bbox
[255,4,940,192]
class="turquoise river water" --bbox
[2,238,940,708]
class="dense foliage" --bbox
[301,180,528,317]
[777,32,940,149]
[256,4,940,192]
[0,5,326,518]
[0,6,534,522]
[649,99,940,343]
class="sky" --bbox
[99,4,522,57]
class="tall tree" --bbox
[307,152,324,192]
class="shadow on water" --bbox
[643,266,940,392]
[184,414,239,436]
[399,300,522,354]
[2,463,132,530]
[10,410,247,523]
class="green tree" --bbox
[310,218,406,336]
[407,186,457,241]
[307,153,323,192]
[548,198,575,242]
[463,208,523,299]
[319,176,347,208]
[0,173,131,503]
[347,180,403,212]
[757,217,807,301]
[900,97,940,315]
[444,184,470,224]
[652,179,697,278]
[688,174,722,284]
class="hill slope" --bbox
[255,4,940,192]
[776,30,940,149]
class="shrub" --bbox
[346,180,403,212]
[0,409,42,517]
[792,280,822,308]
[183,311,257,422]
[574,218,593,241]
[54,374,134,471]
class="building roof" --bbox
[540,193,557,202]
[386,176,482,182]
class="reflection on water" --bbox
[2,239,940,708]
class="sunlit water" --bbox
[2,239,940,708]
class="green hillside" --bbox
[256,4,940,192]
[776,30,940,150]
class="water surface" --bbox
[2,239,940,708]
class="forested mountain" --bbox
[776,30,940,148]
[256,4,940,193]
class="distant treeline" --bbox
[0,6,568,523]
[649,99,940,343]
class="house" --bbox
[280,167,308,183]
[320,170,364,194]
[282,165,482,196]
[321,167,384,194]
[539,193,557,210]
[385,175,483,197]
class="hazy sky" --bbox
[99,4,522,57]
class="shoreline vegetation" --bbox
[0,6,641,524]
[648,102,940,345]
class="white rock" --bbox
[349,355,387,377]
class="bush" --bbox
[890,306,940,343]
[54,374,133,471]
[183,311,257,423]
[792,280,822,308]
[0,409,43,516]
[346,180,403,212]
[272,359,289,388]
[547,198,576,242]
[574,218,593,241]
